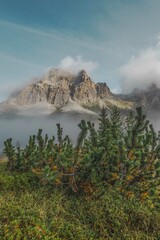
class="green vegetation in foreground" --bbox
[1,107,160,239]
[0,161,160,239]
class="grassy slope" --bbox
[0,161,160,240]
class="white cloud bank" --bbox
[58,56,98,74]
[120,47,160,93]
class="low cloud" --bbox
[120,47,160,93]
[58,56,98,74]
[0,113,99,151]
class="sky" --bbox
[1,0,160,100]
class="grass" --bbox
[0,160,160,239]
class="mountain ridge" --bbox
[0,68,160,117]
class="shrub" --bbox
[3,107,160,204]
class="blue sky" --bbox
[1,0,160,100]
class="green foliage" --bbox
[76,107,160,204]
[0,166,39,192]
[0,169,160,240]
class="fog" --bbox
[147,111,160,132]
[0,113,98,151]
[0,110,160,153]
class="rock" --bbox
[96,82,111,97]
[0,68,134,116]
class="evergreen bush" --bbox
[3,107,160,204]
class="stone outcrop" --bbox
[6,69,115,108]
[0,68,135,116]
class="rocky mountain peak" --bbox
[74,69,93,86]
[0,68,135,117]
[95,82,111,97]
[78,69,89,79]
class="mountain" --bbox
[120,83,160,112]
[0,68,134,117]
[1,68,160,118]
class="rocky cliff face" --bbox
[0,68,138,117]
[8,69,114,108]
[7,69,74,107]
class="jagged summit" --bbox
[0,68,135,117]
[74,69,91,85]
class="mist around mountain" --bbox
[1,67,160,119]
[0,111,99,151]
[0,67,160,150]
[0,68,134,118]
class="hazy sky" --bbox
[1,0,160,100]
